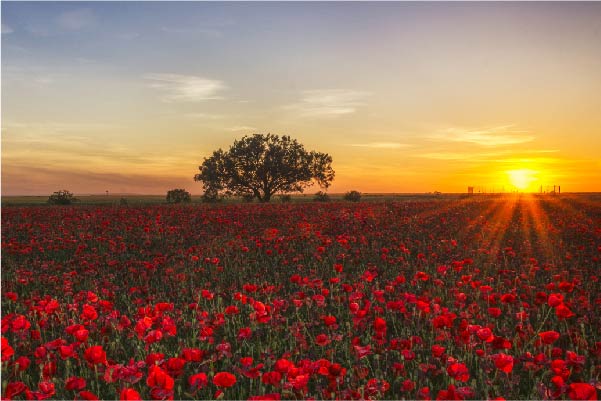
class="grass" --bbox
[2,192,599,207]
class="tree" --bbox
[48,190,77,205]
[166,188,191,203]
[194,134,335,202]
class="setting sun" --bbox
[507,169,538,191]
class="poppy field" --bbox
[1,195,600,400]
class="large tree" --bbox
[194,134,335,202]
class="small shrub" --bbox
[119,197,128,206]
[313,191,330,202]
[241,194,255,203]
[201,190,221,203]
[166,189,191,204]
[344,190,362,202]
[280,194,292,203]
[48,190,77,205]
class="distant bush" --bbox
[201,190,221,203]
[119,197,128,206]
[313,191,330,202]
[241,194,255,203]
[344,190,362,202]
[48,190,78,205]
[166,189,191,204]
[279,194,292,203]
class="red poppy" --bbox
[431,345,446,358]
[488,307,502,318]
[84,345,107,365]
[79,391,100,400]
[555,303,575,319]
[1,337,14,361]
[147,365,174,390]
[568,383,597,400]
[539,331,560,345]
[492,353,514,374]
[188,372,208,390]
[262,371,282,386]
[548,293,564,307]
[213,372,237,388]
[447,362,470,382]
[248,394,281,400]
[65,377,86,391]
[315,334,331,346]
[120,388,141,400]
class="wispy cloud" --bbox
[431,125,534,147]
[56,9,95,31]
[418,149,560,162]
[161,26,223,38]
[2,24,14,34]
[184,113,225,120]
[144,73,226,102]
[229,126,256,132]
[286,89,369,117]
[350,142,409,149]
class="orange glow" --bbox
[507,169,538,191]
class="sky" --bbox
[2,2,601,195]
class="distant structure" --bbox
[542,184,562,195]
[467,186,474,195]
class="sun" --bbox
[507,169,537,190]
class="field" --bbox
[1,194,600,400]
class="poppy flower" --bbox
[147,365,174,390]
[120,388,141,400]
[539,331,560,345]
[555,303,575,319]
[447,362,470,382]
[492,353,514,374]
[315,334,331,346]
[1,337,14,361]
[79,391,99,400]
[84,345,107,366]
[262,371,282,386]
[4,382,27,399]
[431,345,446,358]
[548,293,564,307]
[567,383,597,400]
[65,377,86,391]
[189,372,208,390]
[213,372,237,388]
[248,394,281,400]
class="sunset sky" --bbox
[2,2,600,195]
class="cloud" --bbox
[56,9,95,31]
[350,142,409,149]
[431,125,535,147]
[144,73,226,102]
[229,126,256,132]
[184,113,225,120]
[2,24,14,34]
[161,26,223,38]
[286,89,369,117]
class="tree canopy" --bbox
[194,134,334,202]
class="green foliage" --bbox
[47,190,78,205]
[313,191,330,202]
[279,194,292,203]
[344,190,362,202]
[194,134,335,202]
[166,189,191,204]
